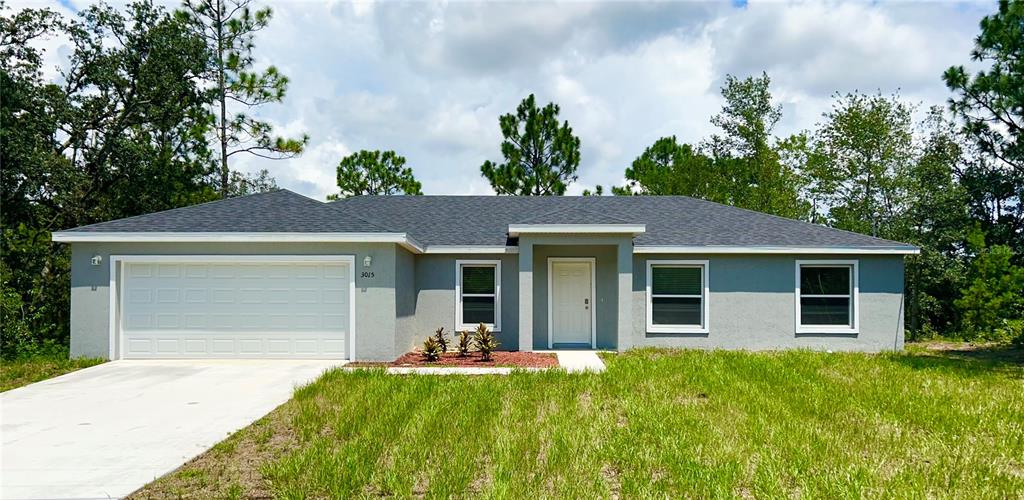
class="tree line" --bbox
[2,0,1021,358]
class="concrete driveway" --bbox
[1,359,342,500]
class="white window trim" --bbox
[455,259,501,332]
[645,259,710,334]
[795,259,859,334]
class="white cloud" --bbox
[8,0,995,199]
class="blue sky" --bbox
[17,0,994,199]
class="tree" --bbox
[1,1,220,357]
[943,0,1024,176]
[806,92,915,238]
[329,150,422,199]
[955,230,1024,342]
[480,94,581,195]
[178,0,308,197]
[228,169,278,197]
[944,0,1024,252]
[613,136,720,198]
[703,73,810,219]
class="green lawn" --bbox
[136,345,1023,498]
[0,353,105,392]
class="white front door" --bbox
[550,260,594,346]
[120,260,351,359]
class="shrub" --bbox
[457,330,472,356]
[473,323,499,361]
[422,335,442,362]
[433,327,449,353]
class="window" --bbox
[646,260,709,334]
[795,260,858,333]
[455,260,501,331]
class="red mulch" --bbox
[382,351,559,368]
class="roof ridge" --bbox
[513,203,633,224]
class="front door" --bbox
[550,259,594,347]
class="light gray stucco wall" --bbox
[411,254,519,349]
[69,241,400,361]
[394,247,418,356]
[630,254,906,352]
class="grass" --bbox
[134,344,1023,498]
[0,352,105,392]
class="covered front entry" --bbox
[548,258,596,348]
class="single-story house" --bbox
[53,190,918,361]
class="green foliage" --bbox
[472,323,499,361]
[614,136,718,198]
[616,74,809,220]
[955,240,1024,341]
[1,1,227,358]
[421,335,442,362]
[433,327,448,353]
[806,92,915,238]
[228,169,279,197]
[944,0,1024,177]
[456,330,471,357]
[178,0,307,196]
[328,150,422,199]
[481,94,581,195]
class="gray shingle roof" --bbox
[333,195,913,248]
[61,190,914,250]
[63,189,392,233]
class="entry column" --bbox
[517,239,533,351]
[616,240,634,351]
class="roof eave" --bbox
[633,245,920,255]
[51,231,427,253]
[507,223,646,237]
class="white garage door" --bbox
[120,259,351,359]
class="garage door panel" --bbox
[122,260,350,359]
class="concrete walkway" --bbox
[552,351,607,373]
[1,359,341,500]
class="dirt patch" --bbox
[349,351,558,368]
[129,404,298,499]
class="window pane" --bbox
[462,266,495,294]
[652,266,702,295]
[800,266,850,295]
[462,296,495,324]
[652,297,702,326]
[800,297,850,325]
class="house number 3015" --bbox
[361,271,375,278]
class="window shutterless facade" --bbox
[455,260,501,331]
[795,260,859,333]
[645,260,709,334]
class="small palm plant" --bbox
[422,335,442,362]
[433,327,449,353]
[473,323,499,361]
[456,330,472,357]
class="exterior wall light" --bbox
[363,255,372,268]
[91,255,102,266]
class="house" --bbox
[52,190,918,361]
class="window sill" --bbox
[646,326,709,335]
[795,326,858,335]
[457,325,500,332]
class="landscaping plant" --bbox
[472,323,499,361]
[433,327,449,353]
[421,335,442,362]
[456,330,472,357]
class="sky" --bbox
[18,0,994,200]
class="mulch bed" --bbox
[348,351,559,368]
